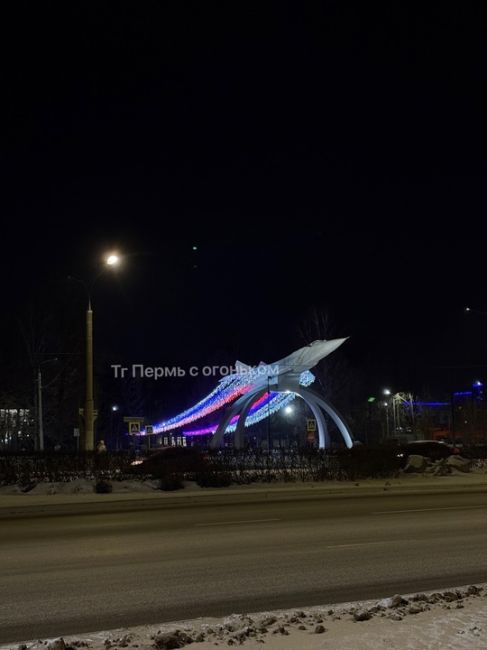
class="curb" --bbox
[2,480,487,519]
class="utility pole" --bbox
[85,300,95,451]
[36,358,58,451]
[37,368,44,451]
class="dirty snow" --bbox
[3,584,487,650]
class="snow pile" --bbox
[404,455,474,475]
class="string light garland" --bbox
[148,375,251,434]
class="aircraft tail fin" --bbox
[235,360,252,374]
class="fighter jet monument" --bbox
[210,338,354,450]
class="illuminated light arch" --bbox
[209,377,353,450]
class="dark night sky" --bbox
[1,3,487,410]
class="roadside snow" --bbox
[3,584,487,650]
[0,479,160,496]
[3,468,487,498]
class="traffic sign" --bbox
[306,418,317,432]
[124,417,144,434]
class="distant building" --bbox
[0,408,34,450]
[450,381,487,444]
[413,381,487,445]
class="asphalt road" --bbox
[2,489,487,643]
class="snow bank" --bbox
[2,584,487,650]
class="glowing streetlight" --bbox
[284,405,294,415]
[106,253,121,267]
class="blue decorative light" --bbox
[230,392,297,431]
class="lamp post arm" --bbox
[67,275,91,307]
[68,266,118,307]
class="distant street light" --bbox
[284,405,293,415]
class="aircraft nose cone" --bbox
[317,337,348,355]
[299,337,349,370]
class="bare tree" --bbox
[297,306,350,403]
[16,283,84,449]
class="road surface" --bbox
[1,489,487,643]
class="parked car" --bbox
[396,439,460,464]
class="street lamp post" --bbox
[111,405,119,450]
[383,388,391,439]
[37,367,44,451]
[85,299,95,451]
[69,252,121,452]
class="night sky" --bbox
[2,3,487,414]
